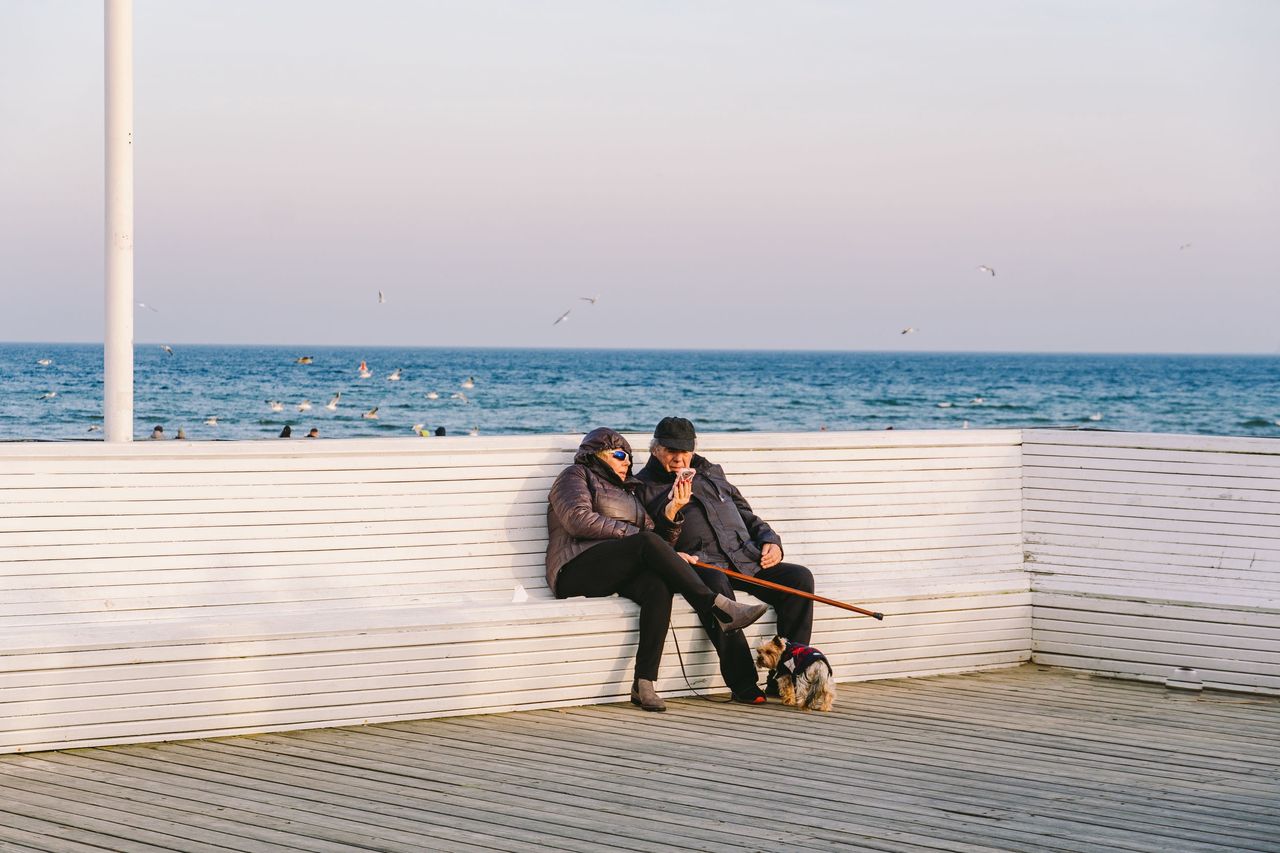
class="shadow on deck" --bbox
[1,665,1277,853]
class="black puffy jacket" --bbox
[635,453,782,577]
[545,428,679,591]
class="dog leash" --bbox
[670,622,733,703]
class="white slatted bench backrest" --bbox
[0,430,1024,631]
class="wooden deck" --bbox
[0,665,1276,853]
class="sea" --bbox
[3,343,1279,442]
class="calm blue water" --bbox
[3,343,1279,441]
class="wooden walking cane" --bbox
[690,559,885,620]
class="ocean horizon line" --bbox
[4,341,1280,359]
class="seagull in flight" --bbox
[136,301,160,312]
[297,399,312,412]
[325,392,341,411]
[387,368,402,381]
[204,416,218,426]
[553,309,572,326]
[378,290,386,304]
[160,345,174,356]
[266,400,284,412]
[452,392,469,404]
[1179,243,1192,251]
[38,391,58,400]
[362,406,379,420]
[36,358,52,366]
[579,295,600,304]
[976,265,995,277]
[901,327,918,335]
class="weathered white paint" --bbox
[1024,429,1280,694]
[0,430,1028,753]
[104,0,134,442]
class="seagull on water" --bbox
[387,368,402,382]
[579,295,600,304]
[297,399,312,412]
[362,407,379,419]
[425,391,440,400]
[88,424,102,433]
[901,327,918,335]
[39,391,57,400]
[325,392,341,411]
[553,309,572,326]
[204,416,218,426]
[970,397,985,404]
[266,400,284,412]
[977,265,996,277]
[1087,413,1103,422]
[469,426,480,436]
[160,345,174,356]
[937,401,952,408]
[36,358,52,366]
[461,376,475,389]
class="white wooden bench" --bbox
[0,430,1029,754]
[1024,430,1280,694]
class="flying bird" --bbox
[87,424,102,433]
[579,295,600,304]
[451,392,469,404]
[160,345,174,356]
[136,301,159,312]
[325,392,341,411]
[901,327,918,335]
[976,265,995,277]
[553,309,572,326]
[36,358,52,366]
[1179,243,1192,251]
[362,407,379,419]
[295,356,314,365]
[266,400,284,412]
[387,368,402,381]
[378,290,386,304]
[204,416,218,426]
[38,391,58,400]
[297,399,312,412]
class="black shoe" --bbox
[731,686,766,705]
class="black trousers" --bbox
[555,531,719,682]
[694,561,815,694]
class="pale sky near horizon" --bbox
[2,1,1278,353]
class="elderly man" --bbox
[635,417,815,704]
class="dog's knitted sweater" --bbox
[777,641,830,678]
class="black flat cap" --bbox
[654,416,697,451]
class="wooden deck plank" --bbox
[0,665,1277,853]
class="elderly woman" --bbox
[547,427,767,712]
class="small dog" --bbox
[755,635,836,712]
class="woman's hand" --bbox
[664,476,693,521]
[676,551,699,565]
[760,542,782,569]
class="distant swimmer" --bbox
[306,427,319,438]
[362,407,379,419]
[358,360,372,379]
[977,265,996,277]
[387,368,402,381]
[325,392,341,411]
[461,376,475,389]
[425,391,439,400]
[901,327,918,335]
[150,425,164,439]
[204,416,218,426]
[297,399,312,412]
[160,345,174,356]
[36,358,52,366]
[553,309,572,326]
[1087,412,1103,422]
[135,301,159,312]
[580,295,600,304]
[296,356,314,365]
[279,425,292,438]
[267,400,284,412]
[451,392,469,404]
[378,290,386,304]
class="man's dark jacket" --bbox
[636,454,782,578]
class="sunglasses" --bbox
[609,450,630,461]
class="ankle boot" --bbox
[711,593,768,633]
[630,678,667,712]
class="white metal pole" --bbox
[104,0,135,442]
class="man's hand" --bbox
[665,477,693,521]
[760,542,782,569]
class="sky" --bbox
[1,1,1278,353]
